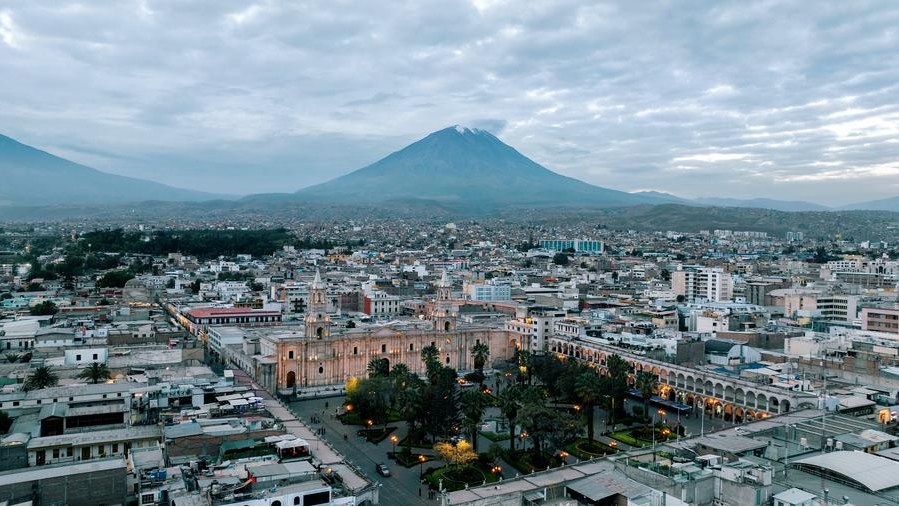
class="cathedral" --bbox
[263,270,517,391]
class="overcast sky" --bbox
[2,1,899,205]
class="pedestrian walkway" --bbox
[279,383,347,400]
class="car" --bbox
[376,463,391,477]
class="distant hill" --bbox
[632,191,694,205]
[841,196,899,212]
[692,197,830,212]
[0,133,229,206]
[289,126,663,209]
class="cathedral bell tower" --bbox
[304,269,331,339]
[431,271,457,332]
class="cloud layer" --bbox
[1,1,898,205]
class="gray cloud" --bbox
[1,1,898,205]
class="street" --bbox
[288,396,443,506]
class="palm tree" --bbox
[79,362,111,384]
[604,354,630,418]
[497,385,521,452]
[396,381,423,453]
[5,353,21,364]
[24,365,58,391]
[514,348,532,385]
[574,371,602,443]
[390,362,410,378]
[367,358,389,378]
[471,342,490,374]
[420,345,440,383]
[459,389,489,451]
[635,370,658,417]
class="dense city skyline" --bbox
[2,1,899,205]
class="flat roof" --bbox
[27,425,162,449]
[794,451,899,492]
[0,458,125,485]
[773,488,816,504]
[696,433,768,454]
[187,308,280,319]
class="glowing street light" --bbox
[419,455,427,477]
[390,435,398,455]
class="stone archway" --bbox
[724,404,734,422]
[757,393,768,411]
[286,371,296,388]
[714,382,724,399]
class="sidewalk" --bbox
[278,383,347,400]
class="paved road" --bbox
[289,396,444,506]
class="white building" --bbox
[505,309,566,353]
[207,326,247,354]
[672,266,733,303]
[64,347,109,366]
[467,282,511,301]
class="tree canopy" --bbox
[78,362,111,384]
[24,366,58,391]
[30,300,58,316]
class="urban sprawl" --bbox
[2,220,899,506]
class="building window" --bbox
[76,354,82,361]
[288,351,294,359]
[318,366,324,374]
[409,343,414,352]
[381,344,387,353]
[113,443,118,453]
[93,354,98,360]
[353,347,358,355]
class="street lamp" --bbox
[698,401,705,437]
[390,435,398,456]
[652,409,665,462]
[419,454,427,478]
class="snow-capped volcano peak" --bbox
[453,124,485,135]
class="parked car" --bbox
[376,463,391,477]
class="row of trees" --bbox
[511,350,659,450]
[20,362,112,391]
[345,343,493,453]
[345,344,660,468]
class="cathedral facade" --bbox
[267,271,518,390]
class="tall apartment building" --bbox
[671,266,733,303]
[539,239,603,253]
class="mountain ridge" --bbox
[0,133,232,206]
[290,126,663,209]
